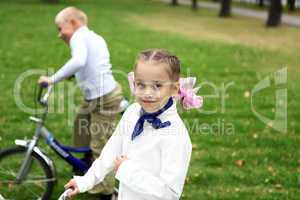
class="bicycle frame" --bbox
[15,85,92,183]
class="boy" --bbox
[38,7,122,200]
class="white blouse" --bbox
[74,102,192,200]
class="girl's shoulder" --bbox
[121,102,141,119]
[159,117,192,149]
[170,116,189,135]
[157,114,189,140]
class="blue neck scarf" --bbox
[131,98,173,140]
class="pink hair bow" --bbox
[127,72,203,110]
[128,72,135,93]
[177,77,203,110]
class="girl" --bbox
[64,49,203,200]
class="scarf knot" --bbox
[131,98,173,140]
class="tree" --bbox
[192,0,198,10]
[43,0,59,3]
[258,0,265,7]
[287,0,296,11]
[171,0,178,6]
[266,0,282,27]
[219,0,232,17]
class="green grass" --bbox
[0,0,299,199]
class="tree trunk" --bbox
[171,0,178,6]
[266,0,282,27]
[43,0,59,3]
[219,0,232,17]
[287,0,296,11]
[258,0,264,7]
[192,0,198,10]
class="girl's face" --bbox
[134,61,179,113]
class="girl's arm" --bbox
[115,125,192,200]
[73,113,127,193]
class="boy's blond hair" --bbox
[55,7,88,25]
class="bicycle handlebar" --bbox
[37,83,53,106]
[58,188,73,200]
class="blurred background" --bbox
[0,0,299,199]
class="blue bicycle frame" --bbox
[44,128,92,172]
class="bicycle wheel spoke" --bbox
[0,168,17,177]
[23,177,56,184]
[26,184,41,198]
[0,148,54,200]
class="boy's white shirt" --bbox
[50,26,116,100]
[74,101,192,200]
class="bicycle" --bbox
[0,84,127,200]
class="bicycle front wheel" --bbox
[0,146,55,200]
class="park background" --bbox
[0,0,299,199]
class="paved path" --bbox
[162,0,300,27]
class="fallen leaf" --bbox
[274,184,282,189]
[244,91,250,98]
[235,159,245,167]
[192,144,198,150]
[267,166,274,172]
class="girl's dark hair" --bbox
[135,49,181,81]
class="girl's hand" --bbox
[115,155,128,172]
[64,179,80,198]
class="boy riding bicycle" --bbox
[38,7,123,200]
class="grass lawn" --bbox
[0,0,299,199]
